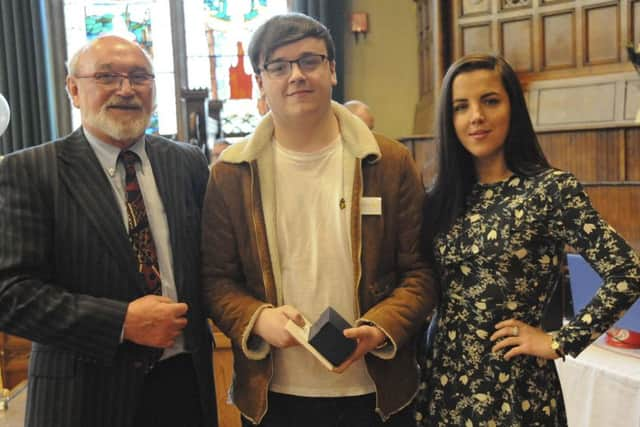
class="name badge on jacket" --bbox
[361,197,382,215]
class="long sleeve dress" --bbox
[414,169,640,427]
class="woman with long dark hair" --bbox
[414,54,640,426]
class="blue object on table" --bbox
[567,253,640,331]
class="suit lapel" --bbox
[57,129,146,293]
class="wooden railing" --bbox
[584,183,640,251]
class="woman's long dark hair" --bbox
[422,54,551,260]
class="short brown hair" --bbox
[248,13,335,74]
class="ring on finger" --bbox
[512,326,519,337]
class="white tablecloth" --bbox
[556,339,640,427]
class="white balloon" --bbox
[0,94,9,137]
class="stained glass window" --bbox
[62,0,287,139]
[185,0,287,137]
[63,0,176,135]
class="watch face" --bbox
[551,341,560,350]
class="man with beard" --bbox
[0,36,217,427]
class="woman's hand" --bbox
[490,318,558,360]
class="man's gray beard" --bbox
[87,108,150,142]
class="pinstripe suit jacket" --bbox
[0,129,217,427]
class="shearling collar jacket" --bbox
[201,101,437,424]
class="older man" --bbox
[0,35,216,427]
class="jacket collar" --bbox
[220,101,381,163]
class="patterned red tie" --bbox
[120,150,162,295]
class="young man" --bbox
[0,36,216,427]
[202,13,436,427]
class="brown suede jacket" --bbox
[201,102,437,424]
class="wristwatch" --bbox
[550,332,566,361]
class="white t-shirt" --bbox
[269,136,375,397]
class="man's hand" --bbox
[333,324,386,374]
[252,305,304,348]
[123,295,188,348]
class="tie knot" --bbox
[120,150,140,168]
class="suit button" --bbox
[133,361,144,369]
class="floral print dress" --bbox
[415,170,640,427]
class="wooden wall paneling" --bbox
[591,129,622,181]
[618,124,627,180]
[500,0,532,12]
[500,16,534,71]
[526,72,640,131]
[537,129,625,182]
[584,1,620,65]
[619,0,630,61]
[461,0,491,17]
[536,81,616,126]
[417,0,431,99]
[541,9,577,70]
[524,89,536,127]
[453,0,493,59]
[398,135,436,188]
[404,128,636,187]
[531,6,543,73]
[573,1,584,69]
[461,21,494,55]
[623,79,640,121]
[449,0,633,82]
[416,138,437,188]
[414,0,449,136]
[452,0,462,59]
[538,132,573,177]
[584,184,640,251]
[625,127,640,180]
[633,0,640,49]
[540,0,573,5]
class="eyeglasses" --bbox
[261,54,329,78]
[74,72,155,88]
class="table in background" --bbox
[556,340,640,427]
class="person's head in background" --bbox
[66,35,156,149]
[248,13,337,130]
[210,139,231,164]
[424,54,550,249]
[344,100,374,130]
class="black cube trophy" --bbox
[308,307,357,367]
[285,307,357,370]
